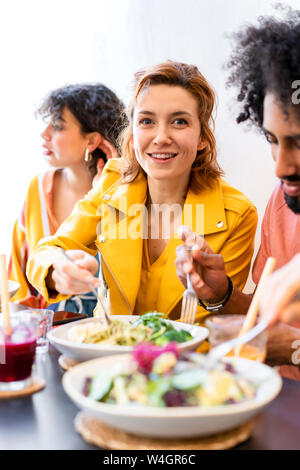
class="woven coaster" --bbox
[58,354,79,371]
[74,411,255,450]
[0,377,45,399]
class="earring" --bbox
[85,148,92,162]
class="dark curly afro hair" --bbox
[225,4,300,129]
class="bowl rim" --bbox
[62,354,282,419]
[0,279,20,293]
[48,315,209,352]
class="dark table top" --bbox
[0,345,299,450]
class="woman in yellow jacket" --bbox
[27,61,258,323]
[9,83,126,314]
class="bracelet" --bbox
[198,276,233,312]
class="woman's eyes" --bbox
[139,118,153,125]
[138,117,188,126]
[50,120,64,130]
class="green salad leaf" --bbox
[88,371,112,401]
[172,369,208,390]
[146,377,173,407]
[132,312,193,345]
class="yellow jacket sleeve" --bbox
[8,214,31,302]
[26,183,101,304]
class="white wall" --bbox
[0,0,298,287]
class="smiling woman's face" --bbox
[132,84,205,185]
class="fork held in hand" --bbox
[57,247,111,326]
[98,251,111,323]
[180,234,198,324]
[180,272,199,324]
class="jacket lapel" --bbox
[96,171,148,314]
[155,180,228,316]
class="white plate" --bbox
[0,280,20,304]
[48,315,208,362]
[62,354,282,438]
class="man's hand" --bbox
[259,254,300,325]
[175,226,229,303]
[50,249,100,295]
[265,321,300,366]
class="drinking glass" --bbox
[19,309,54,353]
[205,314,268,362]
[0,312,38,391]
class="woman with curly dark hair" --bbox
[9,83,126,315]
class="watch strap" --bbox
[198,276,233,312]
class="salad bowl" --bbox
[48,314,209,362]
[62,352,282,438]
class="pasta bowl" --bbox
[48,315,208,362]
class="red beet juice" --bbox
[0,326,36,382]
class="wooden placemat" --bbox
[74,411,255,450]
[58,354,79,371]
[0,377,45,399]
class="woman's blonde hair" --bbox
[119,60,223,191]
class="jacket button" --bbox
[217,221,223,228]
[103,194,110,200]
[99,235,106,243]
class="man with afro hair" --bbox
[176,5,300,379]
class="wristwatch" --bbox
[198,276,233,312]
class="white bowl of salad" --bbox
[62,343,282,439]
[48,312,209,363]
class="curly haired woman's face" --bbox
[132,84,205,184]
[41,107,90,168]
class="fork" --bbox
[180,273,199,324]
[204,320,268,370]
[58,247,111,326]
[98,251,111,320]
[180,238,198,324]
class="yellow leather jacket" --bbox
[27,159,257,322]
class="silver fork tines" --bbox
[58,247,111,326]
[180,273,198,324]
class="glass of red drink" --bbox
[0,313,38,391]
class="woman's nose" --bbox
[41,123,51,140]
[153,125,172,145]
